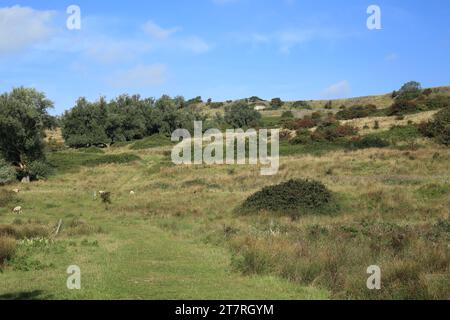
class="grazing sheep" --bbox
[130,191,135,196]
[12,188,20,193]
[12,206,22,214]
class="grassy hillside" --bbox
[1,85,450,300]
[1,114,449,299]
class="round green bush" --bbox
[241,179,337,216]
[351,136,389,149]
[0,159,16,185]
[28,160,54,180]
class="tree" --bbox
[224,102,261,128]
[270,98,283,109]
[61,97,109,148]
[0,87,53,166]
[397,81,422,100]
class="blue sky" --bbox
[0,0,449,114]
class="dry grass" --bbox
[0,236,16,264]
[342,110,439,133]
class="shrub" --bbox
[28,160,54,180]
[270,98,283,110]
[423,95,450,110]
[324,101,333,109]
[335,105,377,120]
[396,81,422,100]
[290,129,311,145]
[0,236,16,264]
[284,118,316,130]
[241,179,337,216]
[351,136,389,149]
[0,158,16,185]
[281,111,294,118]
[292,101,311,109]
[314,121,358,141]
[373,121,380,130]
[388,99,418,116]
[224,102,262,128]
[419,107,450,146]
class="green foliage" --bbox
[284,118,317,130]
[47,152,140,173]
[270,98,283,110]
[0,87,53,165]
[241,179,337,216]
[0,158,16,185]
[423,95,450,110]
[27,160,54,180]
[292,100,311,109]
[281,111,294,118]
[62,97,109,148]
[130,135,172,150]
[62,94,203,148]
[313,120,358,141]
[350,136,390,149]
[82,154,141,167]
[186,96,203,106]
[224,102,262,128]
[335,104,377,120]
[387,99,418,116]
[78,147,105,154]
[396,81,422,100]
[419,107,450,146]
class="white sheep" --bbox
[12,188,20,193]
[12,206,22,214]
[130,191,135,196]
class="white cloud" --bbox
[108,64,168,88]
[322,80,351,99]
[0,5,56,55]
[179,36,211,54]
[236,28,345,54]
[142,20,180,40]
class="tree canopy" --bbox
[0,87,54,165]
[61,94,204,148]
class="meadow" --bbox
[0,90,449,300]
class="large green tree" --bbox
[61,97,109,148]
[0,87,53,166]
[224,102,262,128]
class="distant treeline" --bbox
[61,95,205,148]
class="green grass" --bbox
[130,135,173,150]
[47,152,141,173]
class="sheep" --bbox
[130,191,135,196]
[12,188,20,193]
[12,206,22,214]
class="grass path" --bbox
[0,216,327,300]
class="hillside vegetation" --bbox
[0,82,449,299]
